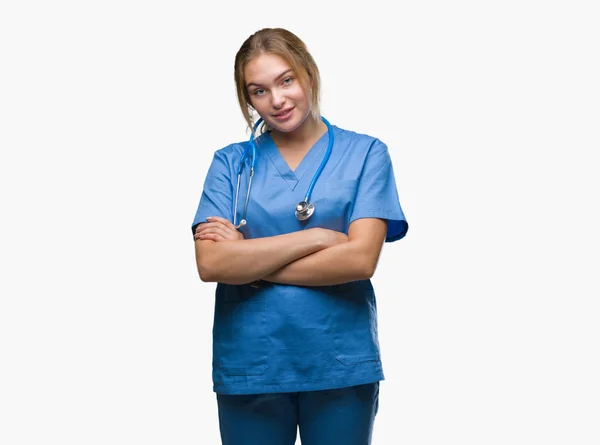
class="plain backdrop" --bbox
[1,1,599,444]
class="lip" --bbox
[272,107,294,121]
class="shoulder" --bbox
[201,141,251,180]
[206,140,253,173]
[332,124,389,156]
[213,140,250,161]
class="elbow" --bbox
[197,260,246,285]
[197,263,217,283]
[347,241,381,281]
[194,242,253,285]
[196,254,220,282]
[195,241,221,283]
[356,260,376,281]
[359,253,380,280]
[361,264,376,280]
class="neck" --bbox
[270,116,327,148]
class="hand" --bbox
[194,216,245,242]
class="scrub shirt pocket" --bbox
[327,281,382,367]
[214,288,270,377]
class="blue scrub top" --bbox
[191,125,409,395]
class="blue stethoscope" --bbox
[233,116,334,228]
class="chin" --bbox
[278,114,310,133]
[268,118,300,133]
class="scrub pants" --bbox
[216,382,379,445]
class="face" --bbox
[244,53,312,134]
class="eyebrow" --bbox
[245,69,294,89]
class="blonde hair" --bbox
[234,28,321,136]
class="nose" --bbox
[271,88,286,108]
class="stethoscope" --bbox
[233,116,334,228]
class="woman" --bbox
[191,28,408,445]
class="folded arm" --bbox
[193,217,347,285]
[262,218,388,286]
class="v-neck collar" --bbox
[261,129,330,191]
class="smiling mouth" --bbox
[274,107,294,117]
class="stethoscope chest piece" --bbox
[295,201,315,221]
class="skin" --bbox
[244,53,328,167]
[194,52,388,286]
[195,217,387,286]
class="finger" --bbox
[195,219,232,231]
[194,230,226,241]
[195,222,228,234]
[207,216,238,231]
[195,233,217,241]
[196,226,231,239]
[195,221,215,233]
[197,221,240,238]
[197,233,226,242]
[196,224,229,236]
[194,230,209,240]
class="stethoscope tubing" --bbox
[234,116,333,227]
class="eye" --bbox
[253,88,266,96]
[282,77,293,85]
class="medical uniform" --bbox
[192,124,408,444]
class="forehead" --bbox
[244,53,293,84]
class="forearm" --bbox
[262,241,376,286]
[195,228,327,285]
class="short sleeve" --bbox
[191,151,233,235]
[349,140,409,242]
